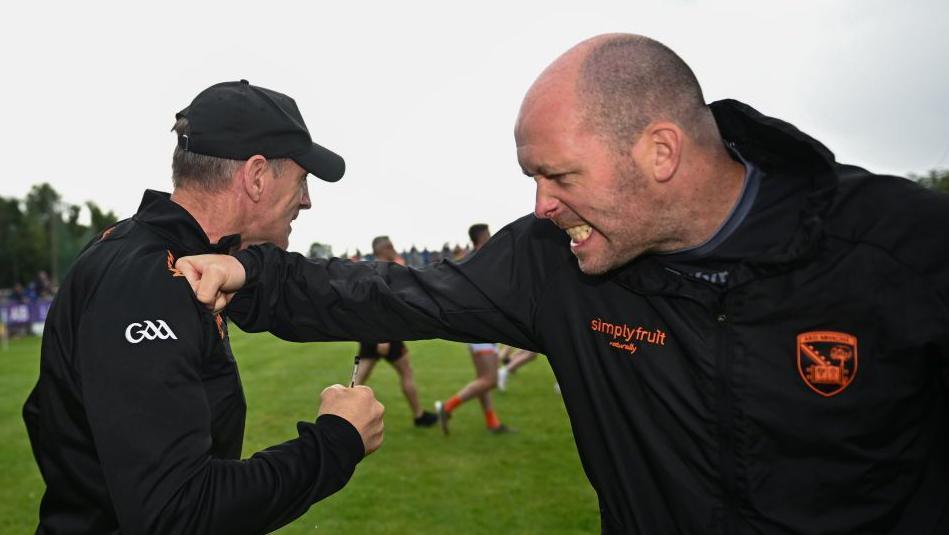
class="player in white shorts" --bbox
[434,225,512,435]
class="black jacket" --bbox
[228,100,949,534]
[23,191,365,535]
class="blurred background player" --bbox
[497,345,560,393]
[497,345,538,392]
[355,341,437,427]
[435,224,512,435]
[355,236,437,427]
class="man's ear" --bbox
[240,155,270,202]
[632,122,682,184]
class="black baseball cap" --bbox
[175,79,345,182]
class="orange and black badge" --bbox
[797,331,858,397]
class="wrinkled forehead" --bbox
[515,87,587,174]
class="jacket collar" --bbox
[708,99,838,271]
[132,190,241,255]
[709,99,837,177]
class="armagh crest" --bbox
[797,331,858,397]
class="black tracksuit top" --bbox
[23,191,365,534]
[228,100,949,534]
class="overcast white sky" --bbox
[3,0,947,255]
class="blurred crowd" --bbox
[1,271,56,338]
[1,270,55,305]
[343,243,473,266]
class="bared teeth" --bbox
[565,224,592,243]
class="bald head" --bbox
[521,34,716,152]
[578,34,711,149]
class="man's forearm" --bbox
[229,243,541,351]
[149,415,363,535]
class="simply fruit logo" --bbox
[590,317,667,355]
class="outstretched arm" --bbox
[178,215,568,353]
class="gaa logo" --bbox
[125,320,178,344]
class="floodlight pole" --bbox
[50,201,60,287]
[0,315,7,352]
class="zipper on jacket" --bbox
[715,300,738,535]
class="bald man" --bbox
[178,35,949,534]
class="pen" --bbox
[349,354,360,387]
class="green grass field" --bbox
[1,329,599,533]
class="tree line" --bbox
[0,183,118,289]
[909,168,949,193]
[2,169,947,291]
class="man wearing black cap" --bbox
[22,80,384,535]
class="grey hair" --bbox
[170,118,288,191]
[577,35,717,152]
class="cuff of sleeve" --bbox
[313,414,365,467]
[234,248,260,285]
[227,291,252,328]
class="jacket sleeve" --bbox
[77,253,364,535]
[228,215,568,354]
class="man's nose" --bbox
[533,179,559,219]
[300,181,312,210]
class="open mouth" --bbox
[565,224,593,247]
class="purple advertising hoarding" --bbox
[1,298,54,330]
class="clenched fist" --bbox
[175,254,246,313]
[319,385,385,456]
